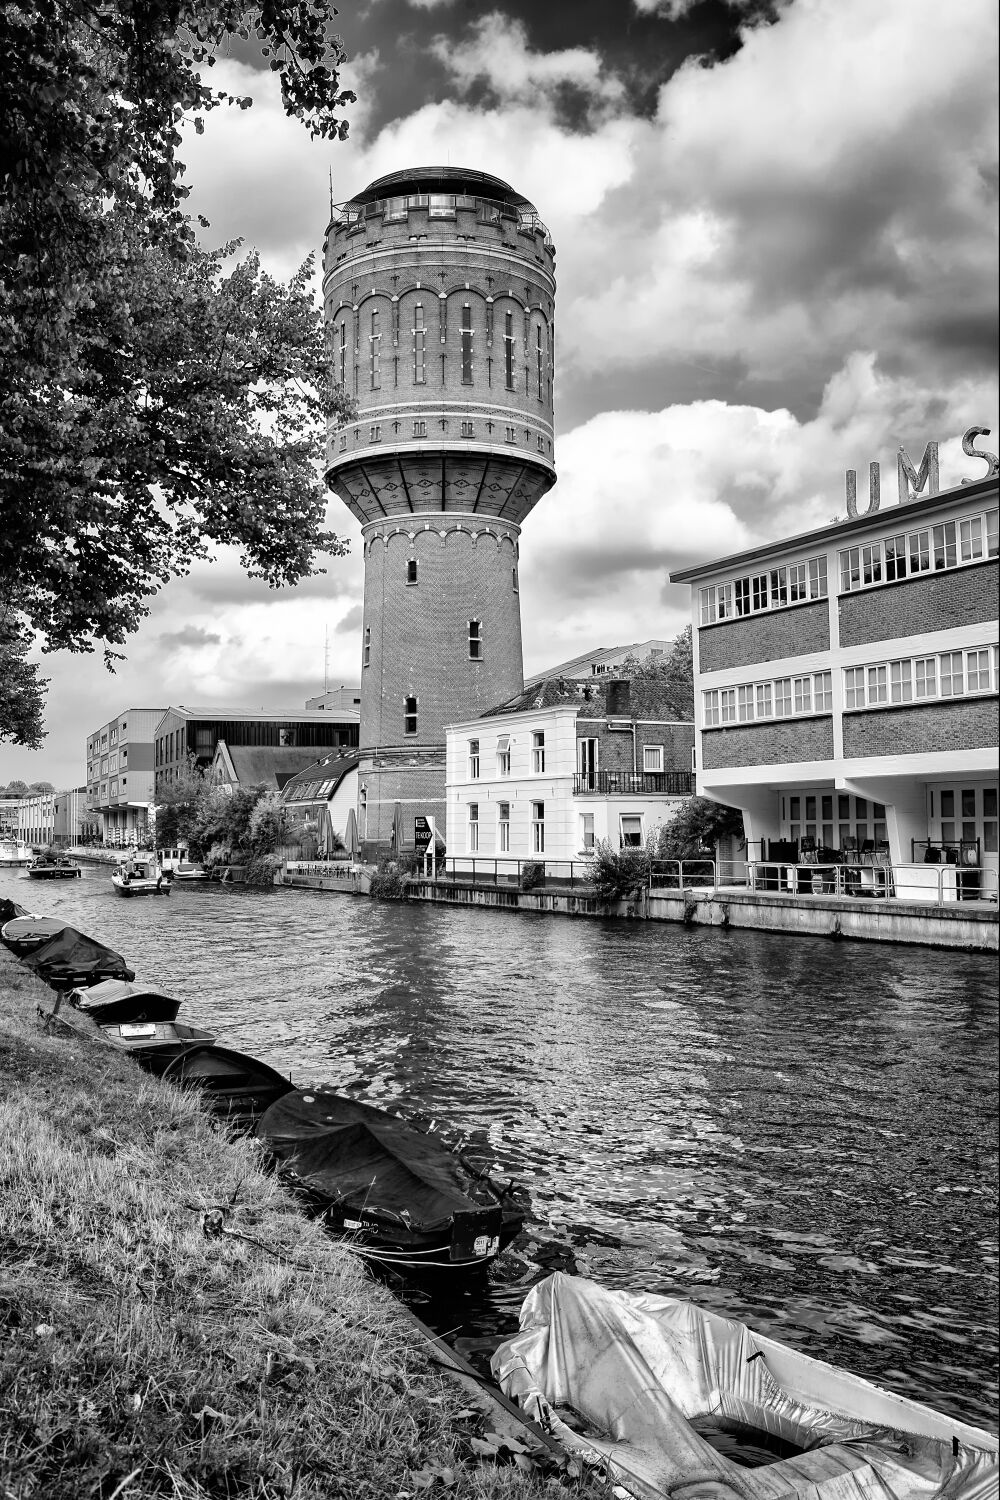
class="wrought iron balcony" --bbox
[573,771,696,796]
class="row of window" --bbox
[337,307,551,398]
[699,556,828,625]
[780,792,888,852]
[464,803,646,856]
[87,720,129,756]
[348,420,551,453]
[843,645,998,709]
[465,734,667,779]
[839,507,998,592]
[703,671,834,726]
[363,620,488,670]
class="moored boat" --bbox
[67,978,182,1026]
[255,1087,527,1271]
[0,838,33,868]
[1,915,69,956]
[160,1043,294,1132]
[492,1273,999,1500]
[27,850,82,879]
[21,926,134,990]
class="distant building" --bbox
[670,467,998,896]
[0,798,20,837]
[153,706,359,794]
[52,787,87,846]
[86,707,165,845]
[305,686,362,714]
[445,676,695,870]
[525,640,673,687]
[17,791,54,847]
[280,751,360,855]
[210,741,348,793]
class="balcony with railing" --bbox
[573,771,696,796]
[331,194,553,247]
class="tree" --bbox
[0,621,48,750]
[617,627,693,721]
[656,796,744,860]
[1,780,28,797]
[1,1,357,732]
[28,781,55,794]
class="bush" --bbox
[586,839,652,903]
[520,861,545,891]
[369,862,407,901]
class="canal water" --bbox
[2,865,997,1433]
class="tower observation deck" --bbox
[323,166,556,856]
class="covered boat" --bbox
[27,851,81,879]
[160,1044,293,1132]
[67,978,183,1026]
[255,1087,527,1271]
[21,926,134,990]
[492,1273,998,1500]
[1,915,69,956]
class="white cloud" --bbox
[428,13,626,108]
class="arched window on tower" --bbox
[536,323,543,401]
[370,308,381,390]
[504,311,515,390]
[461,304,473,384]
[413,303,425,383]
[338,320,347,386]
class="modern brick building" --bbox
[86,707,165,845]
[671,469,999,895]
[323,166,556,858]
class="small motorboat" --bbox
[255,1087,527,1271]
[67,978,183,1026]
[0,838,34,867]
[1,915,68,956]
[492,1273,999,1500]
[160,1043,294,1133]
[27,851,82,879]
[112,855,170,897]
[21,926,134,990]
[159,847,209,882]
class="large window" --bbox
[369,308,381,389]
[338,320,347,385]
[839,505,997,593]
[468,739,480,779]
[504,311,515,390]
[620,815,643,848]
[845,645,996,709]
[468,802,479,853]
[498,802,510,853]
[536,324,544,400]
[531,801,544,854]
[580,812,595,853]
[700,554,827,624]
[496,734,511,777]
[704,670,833,726]
[531,731,545,773]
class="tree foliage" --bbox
[617,627,694,721]
[1,0,357,736]
[586,838,653,903]
[656,796,745,860]
[0,621,49,749]
[154,770,288,884]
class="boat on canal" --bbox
[111,854,170,897]
[159,847,210,883]
[20,926,135,991]
[255,1086,527,1272]
[492,1272,999,1500]
[1,914,67,956]
[67,977,183,1026]
[0,838,33,868]
[27,850,82,879]
[159,1043,294,1133]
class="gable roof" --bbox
[214,745,337,790]
[281,750,360,801]
[480,677,692,724]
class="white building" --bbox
[445,678,695,873]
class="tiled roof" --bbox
[221,747,339,788]
[480,677,691,723]
[281,750,360,799]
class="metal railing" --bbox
[573,771,697,796]
[745,860,998,906]
[435,857,593,888]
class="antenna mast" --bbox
[324,627,329,693]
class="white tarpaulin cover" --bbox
[491,1274,999,1500]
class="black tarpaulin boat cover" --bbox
[22,927,134,985]
[257,1088,486,1230]
[71,978,180,1024]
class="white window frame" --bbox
[468,739,480,779]
[531,731,545,774]
[531,801,544,853]
[496,734,511,777]
[643,744,664,772]
[620,814,643,849]
[468,802,479,853]
[497,802,510,853]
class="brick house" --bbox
[670,471,999,895]
[445,677,695,871]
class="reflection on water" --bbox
[2,865,997,1431]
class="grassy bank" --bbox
[0,953,592,1500]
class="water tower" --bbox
[323,167,556,857]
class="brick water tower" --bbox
[323,167,556,858]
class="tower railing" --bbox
[331,194,552,245]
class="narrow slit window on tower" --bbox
[512,565,518,592]
[404,696,418,735]
[406,558,418,585]
[370,307,381,390]
[363,627,371,668]
[468,620,482,660]
[536,324,543,400]
[413,302,425,383]
[504,310,515,390]
[461,304,473,384]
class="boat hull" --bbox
[161,1044,294,1133]
[1,917,71,956]
[101,1020,217,1073]
[112,876,170,897]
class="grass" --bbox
[0,952,602,1500]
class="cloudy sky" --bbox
[4,0,998,790]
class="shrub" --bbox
[369,862,406,901]
[586,838,652,903]
[519,861,545,891]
